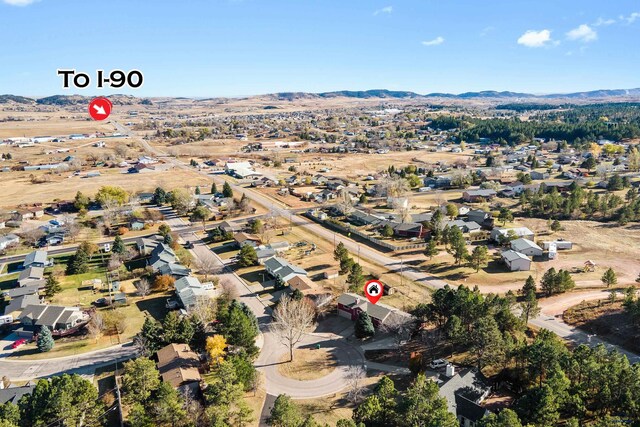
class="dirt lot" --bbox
[563,299,640,354]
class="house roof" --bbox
[286,275,315,292]
[3,282,44,298]
[0,385,35,405]
[337,293,410,324]
[502,250,530,262]
[234,232,261,244]
[19,304,79,328]
[158,263,190,277]
[256,248,277,260]
[438,369,489,418]
[175,276,202,292]
[156,343,202,388]
[24,250,47,266]
[4,294,39,316]
[18,266,44,282]
[511,238,542,253]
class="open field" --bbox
[0,112,115,138]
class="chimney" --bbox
[445,364,456,378]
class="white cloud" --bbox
[623,12,640,24]
[421,36,444,46]
[480,26,495,37]
[566,24,597,42]
[517,29,553,48]
[594,17,616,26]
[2,0,39,5]
[373,6,393,15]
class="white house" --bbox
[490,227,534,243]
[501,250,531,271]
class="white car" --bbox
[429,359,449,369]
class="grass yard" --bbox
[277,348,338,381]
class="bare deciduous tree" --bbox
[134,278,151,298]
[196,257,219,281]
[335,189,354,216]
[20,227,45,247]
[219,279,239,301]
[345,365,367,404]
[270,295,315,361]
[107,254,122,272]
[190,296,217,324]
[381,314,416,349]
[87,312,105,342]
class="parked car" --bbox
[429,359,449,370]
[92,297,112,307]
[11,338,27,349]
[184,241,194,249]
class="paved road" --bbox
[0,342,138,381]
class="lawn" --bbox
[0,273,19,291]
[209,240,238,260]
[278,348,338,381]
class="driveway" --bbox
[0,333,20,357]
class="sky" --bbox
[1,0,639,97]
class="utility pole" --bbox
[400,257,407,311]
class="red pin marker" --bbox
[364,279,384,304]
[88,97,112,121]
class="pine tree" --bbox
[521,275,536,296]
[222,182,234,198]
[601,267,617,288]
[425,239,439,259]
[195,186,201,195]
[211,182,217,194]
[44,275,61,298]
[355,312,375,338]
[36,326,54,352]
[112,235,126,254]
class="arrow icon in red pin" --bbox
[88,97,112,121]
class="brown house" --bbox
[156,343,202,396]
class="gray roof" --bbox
[18,266,44,283]
[256,248,277,259]
[502,250,530,262]
[4,294,40,316]
[438,369,489,418]
[337,293,410,323]
[3,283,44,298]
[158,263,190,277]
[24,250,47,267]
[0,385,35,405]
[511,238,542,252]
[35,305,66,327]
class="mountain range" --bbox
[2,88,640,105]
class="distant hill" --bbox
[35,94,141,106]
[0,94,35,104]
[319,89,421,99]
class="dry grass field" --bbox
[278,348,338,380]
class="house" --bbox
[2,282,44,299]
[18,304,89,334]
[233,232,261,248]
[0,385,36,405]
[156,343,202,396]
[286,275,316,294]
[542,240,573,250]
[256,248,277,264]
[4,294,40,318]
[268,241,291,253]
[437,368,491,427]
[323,269,340,280]
[149,243,178,271]
[490,227,535,243]
[218,221,241,234]
[225,161,261,179]
[530,170,550,180]
[445,220,482,234]
[0,234,19,251]
[23,250,52,269]
[337,293,411,327]
[158,263,191,278]
[174,276,216,309]
[501,250,531,271]
[466,210,494,228]
[392,222,425,238]
[326,179,345,191]
[136,236,163,255]
[17,267,45,287]
[264,257,308,283]
[462,189,496,202]
[510,238,543,257]
[129,219,145,231]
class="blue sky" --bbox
[1,0,639,97]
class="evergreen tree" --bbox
[44,275,61,298]
[151,382,187,426]
[122,357,161,404]
[521,275,536,295]
[223,182,234,198]
[347,263,365,290]
[211,182,217,194]
[355,312,375,339]
[601,267,617,288]
[468,245,489,272]
[425,239,439,259]
[67,243,90,275]
[195,185,201,195]
[36,326,54,352]
[447,226,468,265]
[112,235,126,254]
[267,394,303,427]
[135,317,163,355]
[400,374,458,427]
[237,245,258,267]
[152,187,167,205]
